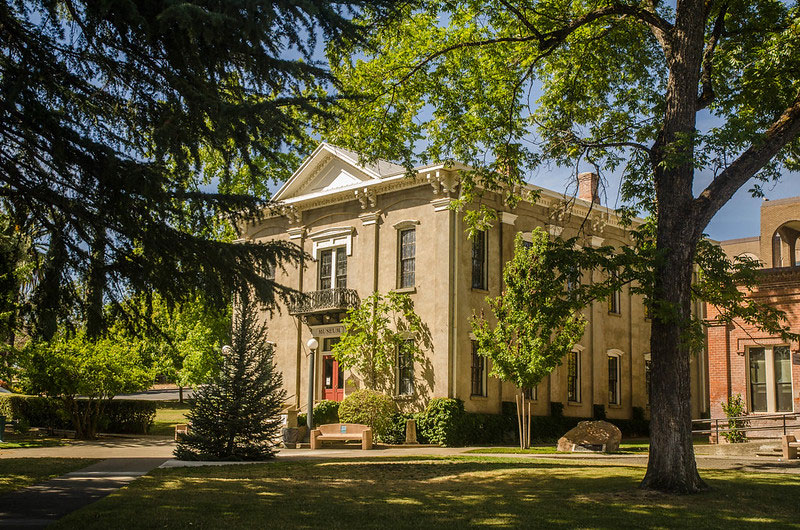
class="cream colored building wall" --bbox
[247,159,709,419]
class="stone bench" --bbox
[310,423,372,450]
[780,430,800,459]
[174,423,191,441]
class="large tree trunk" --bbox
[640,230,706,493]
[640,0,707,493]
[85,226,106,340]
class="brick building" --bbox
[706,197,800,419]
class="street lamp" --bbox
[221,345,232,356]
[306,338,319,431]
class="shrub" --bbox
[382,412,411,445]
[550,402,564,418]
[101,400,157,434]
[312,400,340,426]
[592,404,606,420]
[721,394,748,443]
[0,395,155,434]
[416,398,465,446]
[337,389,395,440]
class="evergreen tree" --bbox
[0,1,398,340]
[175,296,285,461]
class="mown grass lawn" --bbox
[54,456,800,529]
[0,458,98,495]
[149,402,191,436]
[0,435,69,450]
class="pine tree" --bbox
[175,297,285,461]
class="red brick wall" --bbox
[705,268,800,419]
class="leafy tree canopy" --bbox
[472,230,586,390]
[22,329,152,438]
[327,0,800,493]
[333,291,433,394]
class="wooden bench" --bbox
[310,423,373,450]
[780,430,800,460]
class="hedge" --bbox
[0,395,156,435]
[414,399,650,447]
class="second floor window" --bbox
[472,230,487,290]
[398,228,416,288]
[609,271,621,314]
[319,247,347,289]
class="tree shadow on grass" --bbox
[55,458,800,529]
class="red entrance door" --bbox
[322,338,344,401]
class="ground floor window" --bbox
[644,354,652,407]
[608,352,621,405]
[397,339,415,396]
[471,341,486,396]
[567,350,580,403]
[749,345,793,413]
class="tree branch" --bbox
[396,2,673,86]
[693,91,800,231]
[697,3,728,110]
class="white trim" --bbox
[500,212,518,225]
[393,219,420,230]
[309,226,354,259]
[431,198,453,211]
[607,348,624,357]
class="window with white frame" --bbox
[749,345,793,413]
[567,349,581,402]
[318,247,347,289]
[397,339,415,396]
[471,340,486,396]
[398,228,416,288]
[608,350,622,405]
[523,385,537,401]
[471,230,488,290]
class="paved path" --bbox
[0,457,167,528]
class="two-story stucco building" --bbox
[243,143,709,421]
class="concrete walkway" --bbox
[0,457,167,528]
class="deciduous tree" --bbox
[329,0,800,492]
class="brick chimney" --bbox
[578,172,600,204]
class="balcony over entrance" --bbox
[288,288,360,317]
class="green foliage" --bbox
[333,291,433,392]
[337,389,396,440]
[312,400,341,426]
[472,230,586,391]
[415,398,466,446]
[721,394,749,444]
[175,298,285,461]
[112,293,230,388]
[21,332,152,438]
[0,395,156,435]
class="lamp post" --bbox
[306,338,318,431]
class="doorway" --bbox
[321,337,344,401]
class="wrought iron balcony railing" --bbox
[288,288,360,315]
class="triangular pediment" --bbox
[273,143,404,202]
